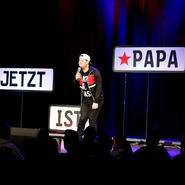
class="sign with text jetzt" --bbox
[0,68,53,91]
[49,105,89,132]
[113,47,185,72]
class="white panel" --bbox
[113,47,185,72]
[0,68,53,91]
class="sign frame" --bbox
[112,46,185,73]
[49,104,89,134]
[0,67,54,92]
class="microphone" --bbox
[75,67,81,81]
[77,67,81,73]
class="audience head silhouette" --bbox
[64,129,79,154]
[83,126,96,143]
[134,129,170,160]
[146,129,160,147]
[0,123,25,160]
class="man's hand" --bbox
[75,72,81,81]
[92,102,98,110]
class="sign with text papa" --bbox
[113,47,185,72]
[49,105,89,132]
[0,68,53,91]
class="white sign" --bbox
[0,68,53,91]
[49,105,89,132]
[113,47,185,72]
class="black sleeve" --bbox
[94,69,103,103]
[72,73,79,89]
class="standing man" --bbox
[75,54,104,138]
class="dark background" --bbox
[0,0,185,140]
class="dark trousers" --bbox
[77,101,103,138]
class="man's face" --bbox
[78,57,89,68]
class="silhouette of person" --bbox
[111,134,133,161]
[134,129,170,160]
[80,126,97,160]
[0,123,25,160]
[63,129,81,160]
[23,128,59,160]
[95,133,114,161]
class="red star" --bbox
[119,52,131,65]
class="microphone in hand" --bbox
[75,67,81,81]
[77,67,81,73]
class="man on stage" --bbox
[75,54,104,138]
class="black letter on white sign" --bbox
[28,72,36,87]
[144,50,154,67]
[133,50,142,67]
[19,71,27,87]
[37,72,46,87]
[168,50,178,68]
[10,71,18,86]
[157,50,166,67]
[0,71,9,86]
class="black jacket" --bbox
[76,66,104,104]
